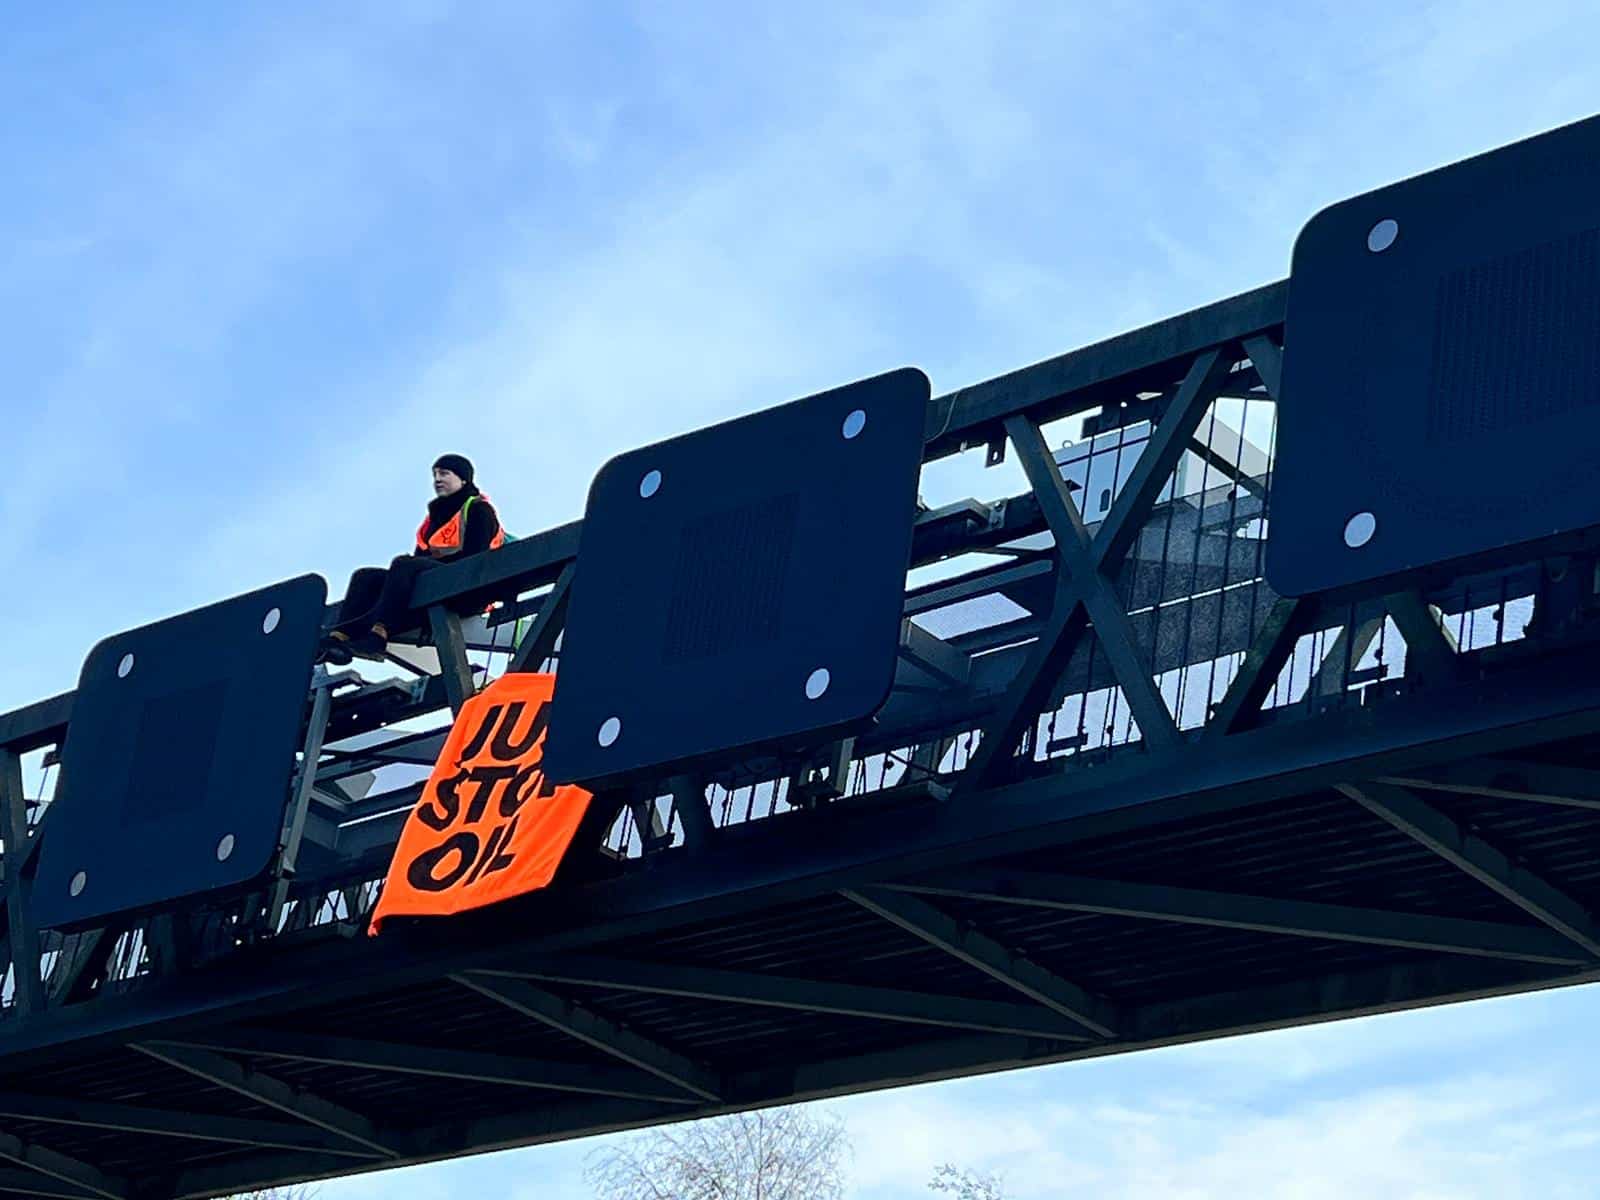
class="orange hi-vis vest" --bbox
[416,494,506,558]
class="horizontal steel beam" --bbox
[897,620,972,687]
[486,953,1095,1040]
[890,867,1590,965]
[0,1090,378,1158]
[1379,758,1600,810]
[923,281,1285,461]
[0,1167,102,1199]
[409,520,581,615]
[166,1028,703,1104]
[1128,950,1578,1044]
[0,692,72,756]
[0,1134,122,1200]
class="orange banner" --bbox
[370,673,591,934]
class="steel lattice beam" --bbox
[11,268,1600,1199]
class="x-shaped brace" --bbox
[963,346,1237,787]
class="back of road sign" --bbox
[1268,114,1600,597]
[33,576,326,930]
[543,369,929,789]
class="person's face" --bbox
[433,468,465,497]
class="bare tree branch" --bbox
[930,1164,1010,1200]
[586,1108,849,1200]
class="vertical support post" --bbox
[429,606,477,714]
[788,738,856,808]
[1385,590,1460,685]
[626,791,671,855]
[0,749,42,1016]
[268,677,335,931]
[1312,612,1386,699]
[910,734,958,777]
[145,915,185,977]
[668,775,715,850]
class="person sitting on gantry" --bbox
[322,453,505,664]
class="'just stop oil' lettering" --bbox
[370,675,591,934]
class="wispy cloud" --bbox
[826,989,1600,1199]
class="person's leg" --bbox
[366,555,440,644]
[322,567,392,662]
[334,568,389,630]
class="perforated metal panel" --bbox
[1267,114,1600,597]
[33,575,326,929]
[664,492,799,662]
[543,369,929,788]
[1426,227,1600,445]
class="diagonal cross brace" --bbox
[1016,413,1180,751]
[451,973,723,1101]
[133,1043,402,1159]
[966,348,1233,784]
[0,1090,381,1158]
[492,953,1096,1040]
[167,1028,702,1104]
[1241,334,1283,398]
[1205,594,1305,740]
[0,1132,125,1200]
[0,1167,108,1199]
[841,887,1119,1038]
[508,564,575,675]
[1338,782,1600,959]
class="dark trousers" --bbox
[335,555,440,635]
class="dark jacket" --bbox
[415,485,502,559]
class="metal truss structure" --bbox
[4,279,1600,1198]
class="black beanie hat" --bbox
[433,453,475,484]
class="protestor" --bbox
[323,454,504,663]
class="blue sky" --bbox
[5,1,1600,1196]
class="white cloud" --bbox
[827,1060,1600,1199]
